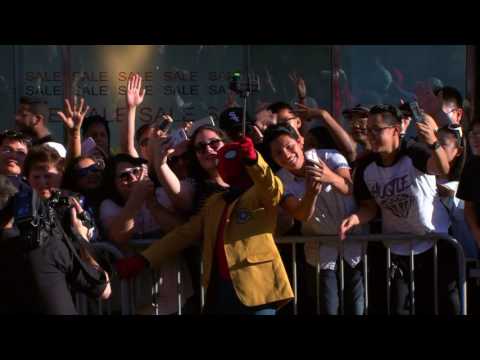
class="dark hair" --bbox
[186,125,227,182]
[0,129,31,148]
[307,126,339,150]
[100,153,147,207]
[19,96,49,120]
[438,125,466,181]
[23,145,64,179]
[263,123,299,153]
[369,104,402,125]
[61,156,98,193]
[434,86,463,108]
[82,115,111,150]
[267,102,293,114]
[135,123,154,145]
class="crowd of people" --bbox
[1,71,479,315]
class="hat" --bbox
[342,104,371,119]
[44,142,67,158]
[219,107,254,134]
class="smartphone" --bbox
[169,128,189,147]
[156,115,173,132]
[409,101,424,123]
[304,149,320,168]
[189,115,215,136]
[81,137,96,156]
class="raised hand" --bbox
[57,96,90,132]
[294,102,322,121]
[127,74,146,109]
[289,71,307,99]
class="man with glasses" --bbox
[342,105,372,163]
[432,86,464,128]
[339,104,460,315]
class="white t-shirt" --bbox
[355,142,450,256]
[99,187,193,314]
[277,149,364,269]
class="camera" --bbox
[47,191,95,231]
[229,71,261,96]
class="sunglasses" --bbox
[75,162,104,178]
[194,138,222,154]
[118,166,143,182]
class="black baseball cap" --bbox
[342,104,371,119]
[219,107,254,134]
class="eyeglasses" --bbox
[194,138,223,154]
[117,166,143,183]
[367,126,395,136]
[75,162,104,178]
[1,147,27,158]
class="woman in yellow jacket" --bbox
[116,136,294,314]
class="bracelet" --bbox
[428,141,441,150]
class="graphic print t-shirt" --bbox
[354,143,449,255]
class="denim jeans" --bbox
[204,271,276,315]
[318,260,365,315]
[391,241,461,315]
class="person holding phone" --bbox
[339,105,460,315]
[263,123,365,315]
[98,153,193,314]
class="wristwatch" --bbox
[429,141,441,150]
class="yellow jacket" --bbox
[142,152,294,308]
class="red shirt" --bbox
[214,205,231,280]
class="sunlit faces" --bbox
[366,114,400,153]
[349,115,368,144]
[0,139,28,176]
[114,162,144,201]
[269,134,304,172]
[27,163,62,199]
[276,108,301,130]
[193,129,224,172]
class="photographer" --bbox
[0,147,111,314]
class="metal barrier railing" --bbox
[76,233,469,315]
[277,233,467,315]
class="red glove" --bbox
[238,136,257,162]
[116,254,149,279]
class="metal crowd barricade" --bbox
[76,233,468,315]
[277,233,467,315]
[74,242,131,315]
[128,239,186,315]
